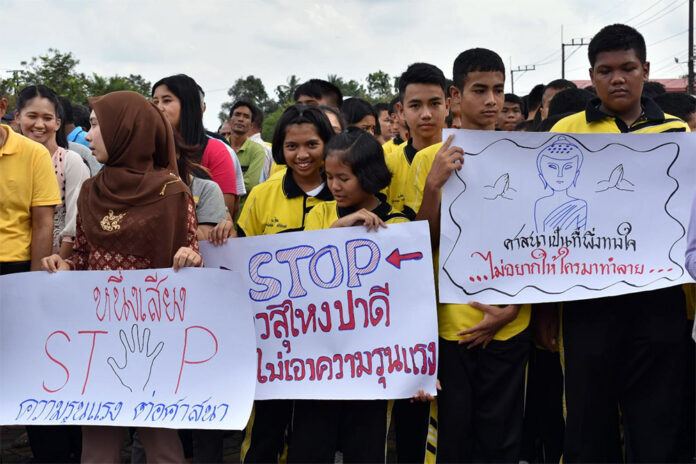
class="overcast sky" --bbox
[2,0,691,129]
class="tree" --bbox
[366,70,394,102]
[219,75,275,122]
[0,49,151,107]
[86,74,151,98]
[275,75,300,106]
[327,75,367,99]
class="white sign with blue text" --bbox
[201,221,438,400]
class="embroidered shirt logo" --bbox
[100,210,126,231]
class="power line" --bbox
[649,29,689,46]
[624,0,664,24]
[633,0,686,28]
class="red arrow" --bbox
[386,249,423,269]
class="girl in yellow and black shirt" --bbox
[291,128,409,463]
[238,105,334,463]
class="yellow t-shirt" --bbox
[382,138,400,157]
[405,142,532,341]
[0,125,61,261]
[237,169,332,236]
[304,196,410,231]
[268,162,287,179]
[384,140,414,213]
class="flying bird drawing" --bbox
[596,164,635,192]
[484,173,517,200]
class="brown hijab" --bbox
[77,91,192,268]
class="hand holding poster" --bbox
[201,221,438,400]
[439,129,696,304]
[0,268,256,429]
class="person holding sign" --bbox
[42,90,203,463]
[406,49,532,462]
[236,105,334,463]
[290,127,410,462]
[545,24,690,463]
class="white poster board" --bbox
[201,221,438,400]
[0,268,256,429]
[440,129,696,305]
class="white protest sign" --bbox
[0,268,256,429]
[440,129,696,305]
[201,221,438,400]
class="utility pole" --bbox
[688,0,694,94]
[561,38,590,79]
[510,65,536,94]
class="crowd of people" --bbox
[1,22,696,463]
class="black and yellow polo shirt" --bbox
[550,96,689,134]
[304,193,410,231]
[237,169,332,237]
[384,139,418,217]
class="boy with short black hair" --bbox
[540,79,577,120]
[387,62,450,215]
[547,23,689,463]
[293,79,343,109]
[654,92,696,131]
[497,93,524,130]
[406,48,531,462]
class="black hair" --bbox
[588,24,646,67]
[229,100,258,119]
[152,74,206,147]
[545,79,577,92]
[313,79,343,109]
[251,105,264,127]
[58,96,74,124]
[271,104,335,165]
[72,104,90,131]
[514,120,535,132]
[653,92,696,122]
[398,62,448,101]
[172,130,208,184]
[294,79,344,109]
[584,85,597,95]
[388,96,400,115]
[452,48,505,90]
[642,81,667,99]
[319,105,347,132]
[374,102,389,113]
[536,112,575,132]
[527,84,545,112]
[325,127,391,194]
[504,93,523,107]
[16,85,68,149]
[547,88,594,117]
[341,98,377,126]
[293,81,323,102]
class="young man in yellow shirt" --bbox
[406,49,531,462]
[544,24,690,462]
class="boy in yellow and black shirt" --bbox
[405,49,531,462]
[540,24,690,463]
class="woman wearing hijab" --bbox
[42,91,201,463]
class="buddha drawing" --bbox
[534,136,587,233]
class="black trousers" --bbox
[288,399,388,463]
[436,330,530,463]
[562,286,687,463]
[520,347,565,463]
[393,399,433,463]
[241,400,293,463]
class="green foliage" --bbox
[0,49,151,108]
[219,75,276,123]
[275,75,300,106]
[262,103,292,141]
[366,70,394,102]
